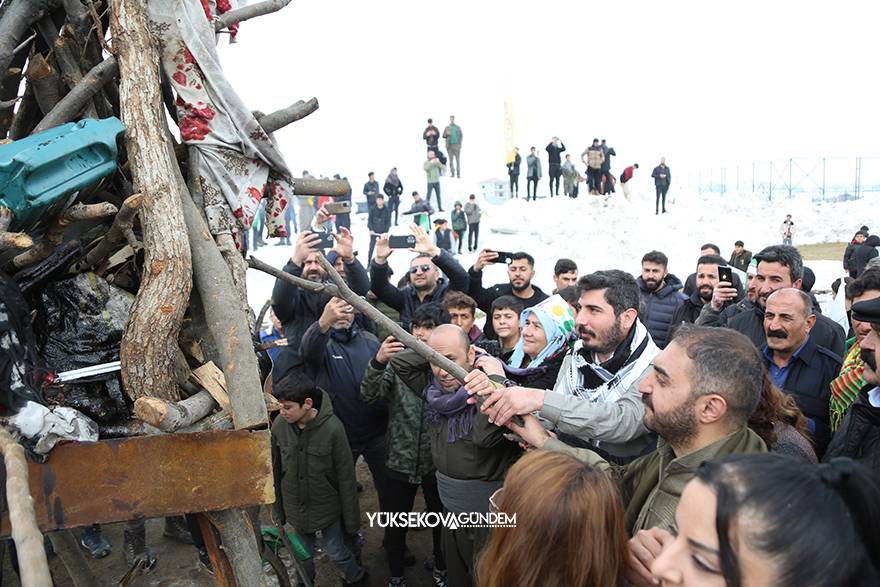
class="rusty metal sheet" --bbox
[0,429,274,537]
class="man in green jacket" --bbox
[505,326,767,587]
[443,115,463,178]
[361,303,451,587]
[271,379,368,586]
[390,324,521,587]
[424,150,444,211]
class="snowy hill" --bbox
[246,177,873,316]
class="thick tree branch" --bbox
[25,53,61,116]
[0,0,59,76]
[293,177,351,197]
[213,0,292,32]
[71,193,142,272]
[33,56,118,133]
[12,202,117,269]
[133,390,218,432]
[257,97,318,134]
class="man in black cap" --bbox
[824,296,880,470]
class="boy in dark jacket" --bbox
[451,202,467,254]
[271,380,367,585]
[367,194,392,263]
[434,218,453,253]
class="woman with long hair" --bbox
[651,453,880,586]
[476,450,628,587]
[748,373,816,463]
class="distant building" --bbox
[479,177,509,204]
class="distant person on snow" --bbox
[443,115,463,178]
[383,167,403,226]
[464,194,481,252]
[853,233,880,277]
[844,230,868,278]
[651,157,671,214]
[424,150,444,211]
[363,171,380,209]
[581,138,605,195]
[422,118,446,164]
[780,214,795,245]
[729,240,753,273]
[600,139,616,194]
[561,154,578,197]
[526,147,542,201]
[619,163,638,201]
[545,137,566,197]
[507,147,521,198]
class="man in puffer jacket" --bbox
[854,234,880,276]
[638,250,687,349]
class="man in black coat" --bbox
[761,288,842,457]
[545,138,566,197]
[698,245,846,356]
[370,226,469,331]
[670,255,730,336]
[637,250,686,349]
[366,194,392,263]
[468,250,549,339]
[825,296,880,470]
[728,240,753,273]
[853,234,880,276]
[507,148,521,198]
[271,225,370,382]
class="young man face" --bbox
[554,270,578,292]
[508,259,536,293]
[641,262,668,292]
[409,258,439,292]
[695,264,720,303]
[279,398,312,424]
[638,341,700,447]
[575,289,635,355]
[492,307,520,342]
[411,323,436,343]
[448,305,476,334]
[734,244,744,254]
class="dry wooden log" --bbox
[24,53,61,116]
[257,97,318,134]
[0,427,52,586]
[190,361,232,412]
[12,201,117,269]
[111,0,193,402]
[0,0,58,77]
[293,176,351,197]
[70,192,141,272]
[204,509,267,587]
[0,53,28,136]
[213,0,292,32]
[9,84,39,140]
[0,232,34,251]
[133,390,217,432]
[32,54,118,133]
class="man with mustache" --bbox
[698,245,846,356]
[464,270,658,463]
[761,288,842,457]
[468,251,549,340]
[638,250,687,349]
[824,294,880,471]
[271,215,370,382]
[670,255,729,334]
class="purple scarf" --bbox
[425,378,476,443]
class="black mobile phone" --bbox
[491,251,514,264]
[389,235,416,249]
[325,201,352,214]
[717,266,733,284]
[314,231,335,249]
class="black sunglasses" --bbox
[409,264,432,274]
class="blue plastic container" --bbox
[0,117,126,232]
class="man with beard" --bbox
[670,255,728,334]
[271,220,370,382]
[464,270,658,463]
[468,251,549,340]
[505,326,766,586]
[391,324,521,587]
[683,243,743,298]
[824,295,880,471]
[761,288,841,457]
[698,245,846,356]
[370,225,469,330]
[638,251,687,349]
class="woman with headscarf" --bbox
[504,294,575,390]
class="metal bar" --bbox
[54,361,121,382]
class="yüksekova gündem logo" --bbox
[366,511,516,530]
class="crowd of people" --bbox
[261,200,880,586]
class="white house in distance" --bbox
[478,177,509,204]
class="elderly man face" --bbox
[427,324,475,392]
[763,288,815,355]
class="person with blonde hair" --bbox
[476,450,628,587]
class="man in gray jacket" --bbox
[465,270,658,463]
[526,147,542,201]
[463,194,481,252]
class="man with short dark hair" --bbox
[638,250,687,349]
[761,288,841,456]
[465,270,659,463]
[600,139,616,194]
[683,243,743,297]
[729,240,753,273]
[506,148,521,198]
[552,258,578,293]
[370,225,469,330]
[545,137,566,197]
[424,150,444,211]
[780,214,795,245]
[464,194,481,251]
[670,255,729,332]
[526,147,541,201]
[490,295,524,360]
[699,245,846,356]
[651,157,671,214]
[581,138,605,195]
[443,291,485,344]
[363,171,380,209]
[468,250,549,339]
[443,115,463,178]
[366,194,391,263]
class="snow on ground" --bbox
[247,177,874,318]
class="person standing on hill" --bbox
[424,150,444,211]
[422,118,445,164]
[451,201,468,255]
[545,137,566,197]
[363,171,380,209]
[780,214,795,245]
[507,148,521,198]
[383,168,403,226]
[464,194,481,252]
[526,147,542,201]
[581,139,605,195]
[651,157,671,214]
[600,139,616,194]
[443,115,463,178]
[619,163,638,201]
[561,154,578,197]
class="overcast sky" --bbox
[218,0,880,189]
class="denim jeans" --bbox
[301,520,364,583]
[426,182,442,210]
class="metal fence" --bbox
[684,157,880,202]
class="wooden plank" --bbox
[191,361,233,413]
[197,513,237,587]
[0,429,274,537]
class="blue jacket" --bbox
[638,274,687,349]
[651,165,671,187]
[762,336,841,458]
[300,322,387,446]
[259,326,284,363]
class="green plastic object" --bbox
[261,526,311,561]
[0,117,125,232]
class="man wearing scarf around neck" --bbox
[390,324,521,587]
[466,270,659,464]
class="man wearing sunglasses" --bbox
[370,225,470,330]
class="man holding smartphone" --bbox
[670,255,730,335]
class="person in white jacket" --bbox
[780,214,796,245]
[464,270,658,463]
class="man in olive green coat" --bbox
[271,380,367,585]
[503,326,767,587]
